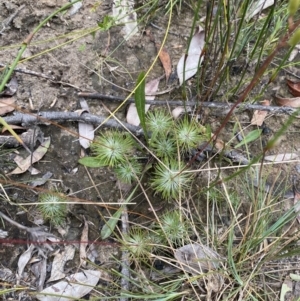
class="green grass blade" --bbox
[101,207,124,240]
[100,185,138,239]
[134,71,148,140]
[78,156,107,168]
[234,129,262,148]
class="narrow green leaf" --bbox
[78,157,107,168]
[134,71,148,140]
[101,207,124,240]
[234,129,262,148]
[101,185,139,240]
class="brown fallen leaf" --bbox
[275,94,300,107]
[0,98,15,115]
[156,43,172,83]
[287,79,300,97]
[9,137,51,175]
[251,99,270,126]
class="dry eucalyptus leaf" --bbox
[275,95,300,107]
[80,216,89,267]
[172,106,185,119]
[251,99,270,126]
[31,258,47,291]
[264,153,298,162]
[68,1,82,16]
[175,243,224,294]
[112,0,138,41]
[36,270,102,301]
[280,277,293,301]
[246,0,274,21]
[0,77,18,96]
[47,245,75,282]
[289,48,299,62]
[9,137,51,175]
[17,244,36,278]
[0,98,15,115]
[177,26,205,86]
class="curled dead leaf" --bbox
[287,79,300,97]
[275,94,300,108]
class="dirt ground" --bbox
[1,0,300,300]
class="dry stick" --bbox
[77,92,298,115]
[2,111,141,135]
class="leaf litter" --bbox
[177,26,205,85]
[9,137,51,175]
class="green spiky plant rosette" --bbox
[38,191,68,226]
[79,109,209,200]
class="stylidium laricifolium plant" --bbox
[90,131,135,167]
[175,117,207,152]
[38,192,67,226]
[151,159,193,200]
[146,109,173,139]
[123,226,154,259]
[114,160,142,184]
[149,136,176,159]
[79,110,207,199]
[153,210,192,245]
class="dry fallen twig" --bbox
[2,111,141,135]
[77,92,299,115]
